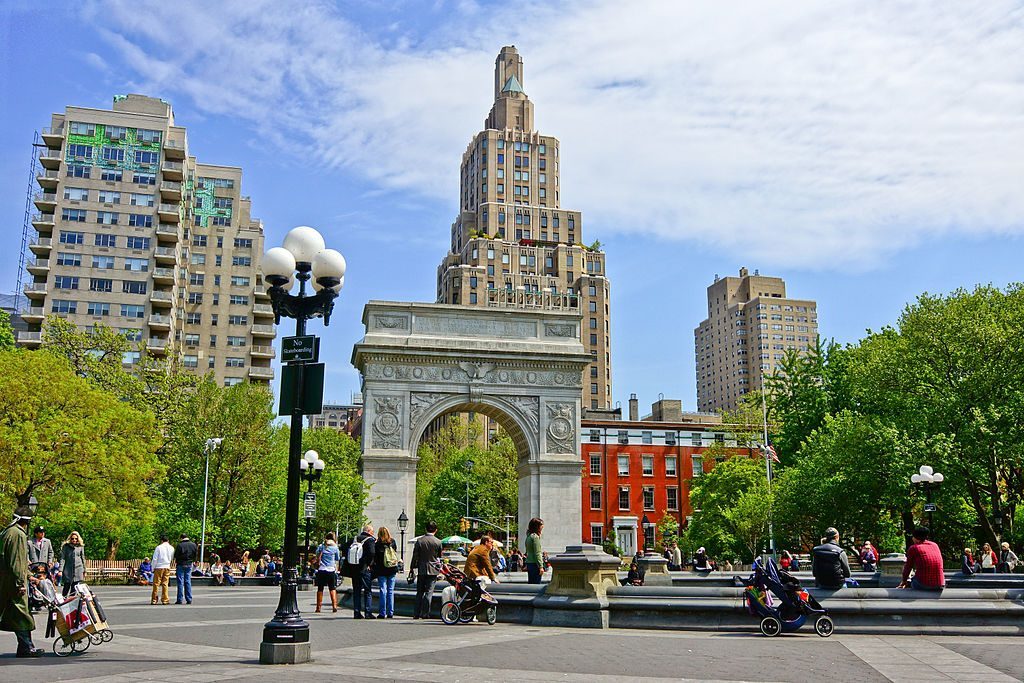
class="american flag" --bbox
[764,444,780,463]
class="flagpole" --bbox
[761,380,776,558]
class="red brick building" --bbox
[580,395,746,556]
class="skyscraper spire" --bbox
[487,46,534,131]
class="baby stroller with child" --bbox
[743,557,833,637]
[435,560,498,625]
[29,580,114,656]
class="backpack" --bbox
[346,538,365,566]
[383,543,398,568]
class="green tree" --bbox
[0,310,14,351]
[0,349,163,558]
[656,513,679,550]
[685,456,770,562]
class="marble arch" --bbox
[351,301,590,553]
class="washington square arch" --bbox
[351,301,591,553]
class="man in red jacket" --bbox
[898,526,945,591]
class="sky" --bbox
[1,1,1023,413]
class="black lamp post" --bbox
[259,226,345,664]
[641,514,651,554]
[299,450,325,577]
[911,465,944,531]
[397,510,409,564]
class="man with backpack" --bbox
[345,524,376,619]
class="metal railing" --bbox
[486,287,580,310]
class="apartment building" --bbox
[695,267,819,412]
[18,95,275,386]
[436,46,613,408]
[580,394,744,556]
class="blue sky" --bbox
[2,1,1023,413]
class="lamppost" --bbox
[910,465,944,530]
[260,226,345,664]
[199,437,222,568]
[299,450,325,576]
[641,513,651,554]
[397,510,409,564]
[27,495,38,515]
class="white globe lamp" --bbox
[283,226,326,265]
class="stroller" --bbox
[31,582,114,656]
[743,557,833,637]
[435,560,498,625]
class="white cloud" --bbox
[87,0,1024,269]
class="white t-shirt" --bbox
[152,542,174,569]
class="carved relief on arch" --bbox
[409,392,450,433]
[371,396,403,449]
[545,401,576,455]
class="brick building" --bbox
[580,395,748,557]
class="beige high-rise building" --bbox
[18,94,276,386]
[695,267,819,412]
[437,46,612,408]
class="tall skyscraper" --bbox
[436,46,612,408]
[695,267,819,412]
[19,94,275,386]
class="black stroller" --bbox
[742,557,833,637]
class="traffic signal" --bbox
[459,517,469,533]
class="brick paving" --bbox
[1,585,1020,682]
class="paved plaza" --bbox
[2,584,1022,683]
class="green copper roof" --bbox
[501,74,524,94]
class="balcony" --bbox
[159,181,182,201]
[251,324,275,337]
[152,267,174,283]
[27,258,49,276]
[145,338,168,355]
[29,238,52,254]
[156,222,179,239]
[154,246,177,263]
[41,126,64,148]
[163,135,186,159]
[33,192,57,211]
[250,345,275,358]
[24,282,47,299]
[248,366,274,380]
[16,331,42,347]
[20,307,45,323]
[254,284,271,300]
[31,213,55,230]
[161,160,184,180]
[157,205,180,223]
[38,148,62,170]
[148,314,171,330]
[36,169,59,190]
[150,290,173,307]
[253,303,274,317]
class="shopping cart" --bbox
[32,582,114,656]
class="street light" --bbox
[641,514,651,554]
[199,438,222,568]
[260,226,345,664]
[27,495,38,515]
[299,450,325,577]
[397,510,409,564]
[910,465,944,530]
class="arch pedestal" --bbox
[352,301,590,553]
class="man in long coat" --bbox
[0,505,43,657]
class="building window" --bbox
[225,357,245,368]
[692,455,703,477]
[95,233,117,247]
[229,295,249,306]
[617,455,629,476]
[86,302,110,316]
[183,355,199,369]
[54,276,79,290]
[589,429,600,443]
[121,304,145,319]
[590,524,603,545]
[89,278,112,292]
[666,456,677,477]
[232,256,252,267]
[589,454,601,475]
[642,431,653,444]
[56,252,81,267]
[124,258,149,272]
[228,315,248,326]
[665,432,677,446]
[642,455,654,476]
[186,312,202,325]
[184,334,200,346]
[590,487,602,510]
[123,281,147,295]
[618,487,630,511]
[644,524,655,549]
[126,236,150,250]
[51,300,76,314]
[92,255,114,269]
[667,487,679,511]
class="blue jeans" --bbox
[377,574,396,617]
[526,562,542,584]
[176,563,193,603]
[911,575,943,592]
[352,569,372,615]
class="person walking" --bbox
[978,542,998,573]
[151,535,174,604]
[60,531,86,597]
[26,525,54,571]
[173,534,198,604]
[345,524,376,619]
[811,527,852,589]
[314,532,341,613]
[410,520,443,619]
[997,542,1018,573]
[525,517,544,584]
[373,526,400,619]
[1,506,44,657]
